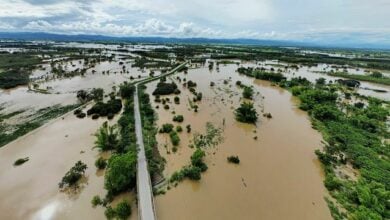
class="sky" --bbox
[0,0,390,45]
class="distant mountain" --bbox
[0,32,389,50]
[0,32,306,46]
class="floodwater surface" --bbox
[146,63,333,220]
[0,107,137,220]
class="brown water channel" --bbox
[145,63,332,220]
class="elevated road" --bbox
[134,62,187,220]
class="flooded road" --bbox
[146,63,332,220]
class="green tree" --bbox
[235,102,258,123]
[91,88,104,101]
[94,122,119,151]
[242,86,254,99]
[190,148,207,171]
[170,131,180,146]
[59,161,87,188]
[104,151,137,195]
[95,157,107,169]
[115,200,132,220]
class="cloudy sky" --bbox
[1,0,390,44]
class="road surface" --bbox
[134,62,187,220]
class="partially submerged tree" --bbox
[104,151,137,196]
[94,122,119,151]
[59,161,87,188]
[242,86,254,99]
[235,102,258,124]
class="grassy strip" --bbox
[241,70,390,219]
[328,72,390,86]
[0,104,80,147]
[138,84,165,180]
[134,62,187,179]
[0,53,42,69]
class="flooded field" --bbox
[0,58,158,115]
[258,61,390,100]
[0,106,138,220]
[146,63,332,219]
[0,42,388,220]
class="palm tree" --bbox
[94,121,119,151]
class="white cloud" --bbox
[22,19,222,38]
[0,21,15,30]
[0,0,74,18]
[1,0,390,45]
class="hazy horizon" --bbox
[0,0,390,47]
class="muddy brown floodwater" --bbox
[146,62,332,220]
[0,106,138,220]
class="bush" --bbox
[74,109,82,115]
[76,112,86,118]
[90,88,104,101]
[354,102,365,109]
[104,151,137,195]
[174,96,180,104]
[94,122,119,151]
[87,99,122,117]
[227,156,240,164]
[59,161,87,188]
[164,104,170,110]
[196,92,203,101]
[91,195,102,207]
[176,125,183,132]
[152,82,178,95]
[92,114,99,119]
[104,200,132,219]
[170,131,180,146]
[191,148,207,172]
[235,102,258,123]
[107,113,114,120]
[311,104,340,121]
[298,89,337,110]
[159,123,174,133]
[13,157,29,166]
[0,69,30,89]
[95,157,107,169]
[105,206,116,220]
[243,86,254,99]
[115,200,132,220]
[186,124,191,133]
[76,90,89,102]
[181,166,202,180]
[254,71,285,82]
[119,82,135,98]
[187,80,197,88]
[324,175,342,191]
[173,115,184,122]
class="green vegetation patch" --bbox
[59,161,87,188]
[329,72,390,86]
[0,104,80,148]
[139,84,165,181]
[235,102,258,124]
